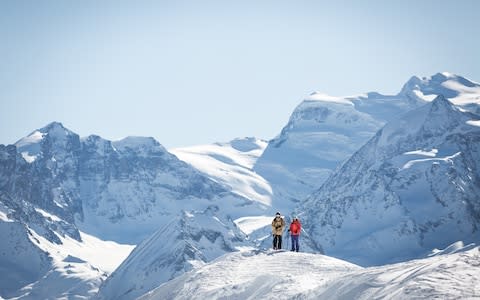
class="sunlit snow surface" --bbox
[140,246,480,300]
[171,137,273,206]
[12,227,134,299]
[234,216,273,235]
[15,130,45,163]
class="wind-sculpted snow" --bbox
[139,246,480,300]
[302,95,480,266]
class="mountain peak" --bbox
[430,94,453,110]
[41,121,66,131]
[14,121,79,162]
[400,72,480,103]
[112,136,166,154]
[431,72,455,82]
[377,94,462,150]
[42,122,77,139]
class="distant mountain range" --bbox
[1,72,479,299]
[1,122,265,298]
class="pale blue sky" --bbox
[1,0,479,148]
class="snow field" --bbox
[171,138,272,206]
[141,246,480,299]
[140,251,360,300]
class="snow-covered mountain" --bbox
[139,244,480,300]
[254,72,480,209]
[0,122,264,298]
[301,95,480,266]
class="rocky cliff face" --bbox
[3,122,256,244]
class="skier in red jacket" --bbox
[288,217,301,252]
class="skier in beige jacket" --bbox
[271,212,285,250]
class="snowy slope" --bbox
[96,209,249,300]
[11,229,134,300]
[301,95,480,266]
[139,245,480,300]
[0,203,133,299]
[171,137,271,207]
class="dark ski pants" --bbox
[273,234,282,250]
[291,235,299,252]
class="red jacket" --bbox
[289,220,301,235]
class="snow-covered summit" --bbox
[16,122,77,148]
[15,121,79,163]
[139,246,480,300]
[377,94,472,151]
[112,136,167,155]
[96,209,249,300]
[254,89,413,208]
[400,72,480,111]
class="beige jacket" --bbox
[271,217,285,236]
